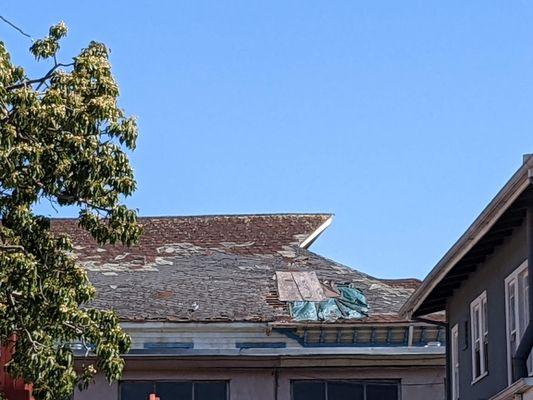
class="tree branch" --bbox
[56,193,113,213]
[0,15,33,40]
[6,62,74,91]
[0,244,28,254]
[8,293,43,351]
[63,322,93,356]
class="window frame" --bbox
[505,260,530,386]
[118,380,229,400]
[290,379,400,400]
[451,324,459,399]
[470,290,488,384]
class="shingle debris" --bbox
[51,214,419,324]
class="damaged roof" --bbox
[54,214,419,324]
[53,213,332,267]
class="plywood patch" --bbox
[276,271,326,301]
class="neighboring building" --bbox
[0,342,32,400]
[401,155,533,400]
[56,213,445,400]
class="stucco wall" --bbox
[74,364,444,400]
[447,221,527,400]
[524,386,533,400]
[277,367,444,400]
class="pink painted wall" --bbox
[1,344,33,400]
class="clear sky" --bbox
[3,1,533,280]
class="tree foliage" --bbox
[0,22,141,399]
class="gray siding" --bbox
[447,222,527,399]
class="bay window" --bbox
[505,260,531,385]
[470,291,488,383]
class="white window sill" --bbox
[472,371,489,385]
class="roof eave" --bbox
[400,159,533,319]
[299,215,334,249]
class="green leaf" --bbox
[0,22,138,400]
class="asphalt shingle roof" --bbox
[53,214,418,324]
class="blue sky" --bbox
[3,1,533,279]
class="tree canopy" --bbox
[0,21,141,400]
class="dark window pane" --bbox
[366,384,398,400]
[156,382,192,400]
[194,382,227,400]
[292,381,326,400]
[120,382,154,400]
[328,382,364,400]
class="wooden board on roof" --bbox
[276,271,326,302]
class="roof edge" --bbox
[299,215,334,248]
[400,158,533,319]
[48,212,334,221]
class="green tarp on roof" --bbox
[290,285,368,321]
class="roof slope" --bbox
[85,248,418,323]
[55,214,418,323]
[53,214,331,263]
[401,155,533,318]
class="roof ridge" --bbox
[48,213,334,220]
[379,277,422,283]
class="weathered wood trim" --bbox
[299,216,333,249]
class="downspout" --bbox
[445,321,451,400]
[512,204,533,381]
[274,367,279,400]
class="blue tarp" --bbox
[317,298,343,321]
[291,301,318,321]
[290,284,369,321]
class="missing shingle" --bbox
[153,290,174,299]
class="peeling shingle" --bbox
[50,214,419,324]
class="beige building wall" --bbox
[74,323,446,399]
[74,364,445,400]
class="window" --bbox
[505,260,531,385]
[120,381,227,400]
[470,291,488,383]
[291,380,399,400]
[451,324,459,399]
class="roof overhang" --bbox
[299,215,334,248]
[400,157,533,319]
[75,347,445,370]
[489,377,533,400]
